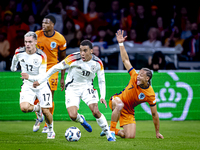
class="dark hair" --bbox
[44,15,56,24]
[80,40,93,49]
[142,68,152,85]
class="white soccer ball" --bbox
[65,126,81,142]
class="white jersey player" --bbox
[33,40,116,141]
[10,31,55,139]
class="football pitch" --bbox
[0,121,199,150]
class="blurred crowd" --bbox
[0,0,200,71]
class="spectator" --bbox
[142,27,162,47]
[63,17,76,46]
[164,25,184,47]
[16,0,37,24]
[90,11,108,35]
[68,30,84,48]
[181,22,200,61]
[0,30,10,71]
[127,28,142,44]
[1,10,13,42]
[66,0,86,31]
[93,26,113,49]
[149,5,159,28]
[93,45,108,69]
[7,12,29,53]
[40,0,65,34]
[180,19,192,39]
[28,14,41,32]
[83,23,96,42]
[84,0,98,23]
[133,4,150,42]
[148,51,176,71]
[105,0,121,33]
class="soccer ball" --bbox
[65,126,81,142]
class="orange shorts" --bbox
[48,72,59,91]
[109,95,136,127]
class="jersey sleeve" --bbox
[58,33,67,51]
[10,48,22,71]
[146,87,156,106]
[96,59,106,100]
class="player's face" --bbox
[24,36,37,54]
[42,18,53,32]
[137,69,149,86]
[80,45,93,62]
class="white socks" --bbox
[75,113,84,124]
[32,105,40,112]
[96,114,112,139]
[47,122,53,132]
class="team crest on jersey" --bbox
[33,59,39,65]
[138,93,145,100]
[50,42,57,50]
[91,65,96,72]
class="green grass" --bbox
[0,121,199,150]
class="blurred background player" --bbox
[33,15,67,133]
[10,31,55,139]
[33,40,116,142]
[100,30,164,139]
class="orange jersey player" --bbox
[33,15,67,133]
[100,30,164,139]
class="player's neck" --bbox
[44,30,54,37]
[139,83,149,89]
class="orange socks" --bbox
[110,121,120,135]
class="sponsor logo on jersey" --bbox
[46,102,50,106]
[138,93,145,100]
[50,42,57,50]
[21,59,25,62]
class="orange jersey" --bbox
[35,30,67,70]
[112,68,156,114]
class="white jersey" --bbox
[38,52,106,99]
[10,47,48,89]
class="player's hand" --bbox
[116,30,127,43]
[100,98,107,108]
[156,133,164,139]
[33,81,40,88]
[21,73,29,79]
[60,78,65,91]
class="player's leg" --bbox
[122,123,136,138]
[88,103,115,141]
[82,88,115,141]
[65,86,92,132]
[20,85,44,132]
[38,85,55,139]
[110,96,124,133]
[41,74,57,133]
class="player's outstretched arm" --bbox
[33,60,68,88]
[150,105,164,139]
[116,30,132,71]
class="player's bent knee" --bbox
[91,109,101,118]
[68,112,78,121]
[125,134,135,139]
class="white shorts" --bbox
[65,85,99,108]
[20,83,52,108]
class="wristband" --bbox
[119,43,124,46]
